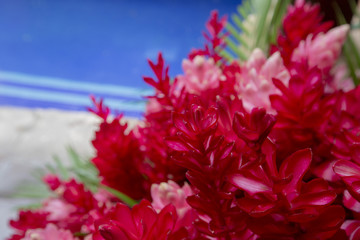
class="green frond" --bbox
[333,1,360,85]
[12,183,50,199]
[222,0,291,63]
[14,146,137,209]
[100,185,138,207]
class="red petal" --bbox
[280,148,312,194]
[228,172,272,195]
[290,191,337,209]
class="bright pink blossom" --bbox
[273,0,333,66]
[42,199,76,222]
[151,181,192,217]
[21,224,76,240]
[177,56,223,95]
[292,24,349,75]
[237,49,290,112]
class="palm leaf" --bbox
[13,146,137,209]
[333,1,360,85]
[221,0,291,62]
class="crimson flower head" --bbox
[43,174,61,191]
[94,200,189,240]
[334,160,360,203]
[232,107,276,149]
[88,95,111,121]
[9,211,49,240]
[272,0,333,66]
[229,144,344,238]
[92,116,147,200]
[189,10,227,64]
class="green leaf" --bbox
[53,155,69,180]
[269,0,291,44]
[224,38,247,60]
[222,0,291,62]
[232,14,250,35]
[254,0,271,48]
[101,185,138,207]
[226,23,249,48]
[333,1,360,85]
[12,183,50,199]
[17,203,43,210]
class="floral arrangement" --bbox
[8,0,360,239]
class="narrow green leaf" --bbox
[226,23,249,49]
[242,0,252,13]
[254,0,271,48]
[344,42,359,85]
[333,2,347,25]
[269,0,291,44]
[349,0,358,15]
[224,38,247,60]
[53,155,69,180]
[238,4,249,19]
[219,50,235,62]
[67,146,83,167]
[334,1,360,85]
[45,163,56,174]
[101,185,138,207]
[347,35,360,68]
[232,14,250,35]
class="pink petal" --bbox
[229,173,272,195]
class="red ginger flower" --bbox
[167,104,255,239]
[140,52,188,186]
[269,62,335,159]
[189,10,227,65]
[341,220,360,240]
[9,176,108,240]
[92,115,147,200]
[88,95,110,121]
[93,200,190,240]
[8,211,49,240]
[334,160,360,203]
[232,107,276,149]
[329,88,360,163]
[229,142,344,239]
[272,0,333,66]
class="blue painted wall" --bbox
[0,0,241,115]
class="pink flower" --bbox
[237,49,290,112]
[328,63,354,92]
[9,211,48,240]
[22,224,76,240]
[177,55,223,95]
[292,25,349,74]
[42,199,76,222]
[151,181,192,218]
[272,0,333,66]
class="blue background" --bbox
[0,0,240,115]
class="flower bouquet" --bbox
[8,0,360,239]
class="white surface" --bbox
[0,107,101,239]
